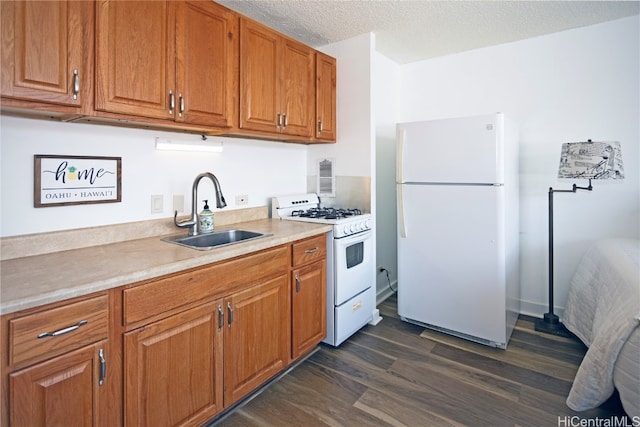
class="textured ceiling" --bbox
[218,0,640,64]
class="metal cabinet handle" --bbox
[304,247,318,254]
[217,304,224,332]
[227,302,233,328]
[179,94,184,117]
[72,69,80,100]
[318,119,323,134]
[283,113,288,128]
[295,274,301,294]
[169,91,175,114]
[98,348,106,386]
[277,113,282,128]
[37,320,88,338]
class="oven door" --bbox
[333,230,373,306]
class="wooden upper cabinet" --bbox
[0,0,92,111]
[315,52,337,142]
[239,18,314,138]
[175,1,237,127]
[95,0,174,119]
[95,0,237,128]
[239,18,280,133]
[281,38,315,137]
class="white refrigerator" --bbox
[396,113,520,348]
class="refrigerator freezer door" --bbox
[397,184,507,345]
[397,113,504,184]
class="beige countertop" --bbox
[0,218,332,315]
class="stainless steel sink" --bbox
[162,229,270,250]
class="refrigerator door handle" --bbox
[397,129,405,183]
[398,184,407,238]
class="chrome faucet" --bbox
[174,172,227,235]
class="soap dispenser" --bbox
[199,200,214,233]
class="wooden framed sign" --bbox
[34,155,122,207]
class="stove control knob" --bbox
[365,219,372,229]
[350,224,356,233]
[343,225,350,235]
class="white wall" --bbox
[0,116,308,237]
[380,15,639,316]
[374,51,400,300]
[309,33,374,179]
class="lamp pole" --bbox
[535,180,591,337]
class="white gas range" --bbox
[272,194,375,346]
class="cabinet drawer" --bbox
[124,245,289,326]
[9,294,108,368]
[292,234,326,267]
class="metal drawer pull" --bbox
[295,274,301,294]
[169,90,175,114]
[227,302,233,328]
[179,93,184,117]
[72,69,80,100]
[99,348,106,386]
[283,113,288,127]
[304,247,319,254]
[318,119,323,133]
[277,113,282,128]
[217,304,224,332]
[37,320,88,338]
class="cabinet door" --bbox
[292,260,327,359]
[315,52,337,142]
[176,1,237,127]
[124,302,223,427]
[281,38,314,137]
[10,340,108,427]
[239,18,280,133]
[224,275,290,404]
[95,0,175,119]
[0,0,91,108]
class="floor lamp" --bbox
[535,140,625,337]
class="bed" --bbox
[563,238,640,418]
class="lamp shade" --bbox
[558,140,624,180]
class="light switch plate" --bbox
[151,195,163,213]
[173,194,184,213]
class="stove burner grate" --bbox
[290,207,362,220]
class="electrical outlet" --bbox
[235,195,248,205]
[151,195,163,213]
[173,194,184,213]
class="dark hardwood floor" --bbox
[213,294,627,426]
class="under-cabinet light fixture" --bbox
[155,137,223,153]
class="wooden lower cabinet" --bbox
[124,275,290,427]
[3,237,326,427]
[292,260,327,359]
[223,274,290,404]
[122,247,294,426]
[124,302,223,427]
[9,340,108,427]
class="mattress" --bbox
[563,238,640,418]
